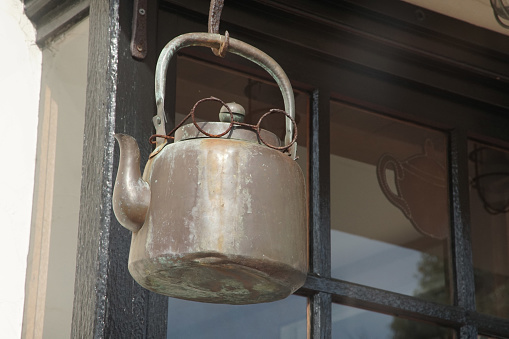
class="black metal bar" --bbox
[307,89,332,339]
[459,325,478,339]
[304,275,466,327]
[304,275,509,337]
[309,89,331,277]
[474,313,509,338]
[448,129,476,312]
[305,275,509,339]
[308,292,332,339]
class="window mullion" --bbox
[307,88,332,339]
[449,129,476,338]
[308,292,332,339]
[309,88,332,277]
[459,325,478,338]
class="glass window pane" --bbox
[332,304,455,338]
[469,141,509,318]
[167,295,307,338]
[330,101,451,304]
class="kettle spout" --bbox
[113,133,151,232]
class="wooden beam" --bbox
[71,0,167,337]
[23,0,90,45]
[35,1,90,45]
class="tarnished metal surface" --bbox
[208,0,226,57]
[174,122,281,147]
[126,137,307,304]
[112,134,151,232]
[153,32,297,159]
[130,0,147,60]
[208,0,224,35]
[113,29,307,305]
[219,102,245,122]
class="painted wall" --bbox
[0,1,41,338]
[0,2,88,338]
[26,18,88,339]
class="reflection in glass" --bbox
[330,101,451,303]
[469,141,509,319]
[332,304,454,338]
[470,145,509,214]
[167,295,307,339]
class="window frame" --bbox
[26,0,509,338]
[157,1,509,337]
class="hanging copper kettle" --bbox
[112,33,307,304]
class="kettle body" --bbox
[128,133,307,304]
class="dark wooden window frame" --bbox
[26,0,509,338]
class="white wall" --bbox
[0,1,41,338]
[32,18,88,339]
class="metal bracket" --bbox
[131,0,148,60]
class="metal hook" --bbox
[208,0,229,57]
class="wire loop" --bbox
[149,97,297,153]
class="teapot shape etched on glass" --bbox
[377,139,449,240]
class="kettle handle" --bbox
[376,154,412,219]
[154,32,297,159]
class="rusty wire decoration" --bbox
[151,0,299,159]
[149,1,299,152]
[149,97,298,153]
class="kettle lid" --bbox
[174,101,282,147]
[174,122,281,147]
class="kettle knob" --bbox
[219,102,245,123]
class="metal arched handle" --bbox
[154,32,297,158]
